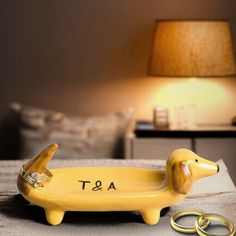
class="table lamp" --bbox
[148,20,236,129]
[148,20,236,77]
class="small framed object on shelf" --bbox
[153,105,169,129]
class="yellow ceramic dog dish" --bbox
[17,144,219,226]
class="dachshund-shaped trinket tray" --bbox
[17,144,219,225]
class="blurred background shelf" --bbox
[135,121,236,138]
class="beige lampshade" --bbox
[148,20,236,77]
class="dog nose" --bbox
[217,165,220,173]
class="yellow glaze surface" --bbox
[17,144,218,226]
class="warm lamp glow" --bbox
[136,78,234,124]
[154,79,229,107]
[148,20,236,77]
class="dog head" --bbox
[167,149,219,194]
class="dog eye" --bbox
[195,159,199,162]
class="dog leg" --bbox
[140,209,161,225]
[45,208,65,225]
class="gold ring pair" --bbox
[170,208,235,236]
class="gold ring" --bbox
[196,213,235,236]
[170,208,210,233]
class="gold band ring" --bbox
[170,208,210,233]
[196,213,235,236]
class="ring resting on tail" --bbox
[17,144,219,226]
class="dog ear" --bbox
[172,161,193,194]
